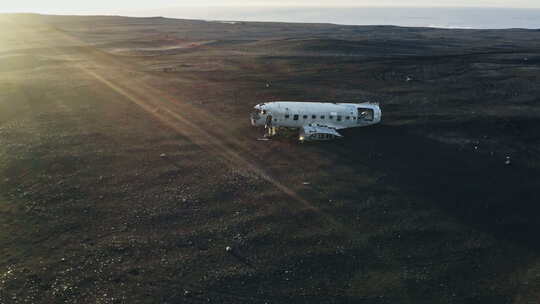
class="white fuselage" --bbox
[250,101,382,130]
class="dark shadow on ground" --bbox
[326,120,540,251]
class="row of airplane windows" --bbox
[285,114,355,121]
[310,133,334,139]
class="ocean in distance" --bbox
[136,7,540,29]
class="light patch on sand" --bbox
[108,40,215,54]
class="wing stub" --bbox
[299,125,343,142]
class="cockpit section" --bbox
[250,104,269,126]
[250,109,261,121]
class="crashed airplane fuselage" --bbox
[250,101,382,142]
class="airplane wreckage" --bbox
[251,101,381,142]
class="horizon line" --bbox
[2,5,540,15]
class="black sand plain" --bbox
[1,14,540,303]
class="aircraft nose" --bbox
[250,112,260,126]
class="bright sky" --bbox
[2,0,540,14]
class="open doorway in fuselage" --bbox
[357,108,374,124]
[265,115,273,127]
